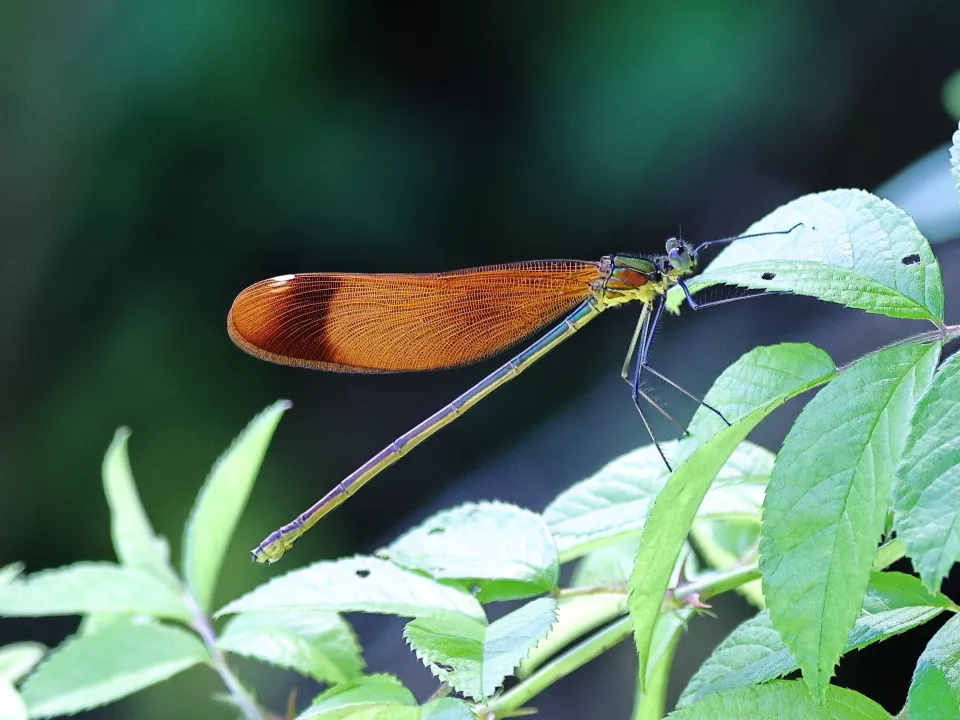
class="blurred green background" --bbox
[2,2,960,718]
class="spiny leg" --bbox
[663,277,782,424]
[634,292,728,426]
[623,297,678,471]
[621,303,689,435]
[631,389,674,473]
[641,365,729,426]
[634,290,727,424]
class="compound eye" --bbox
[668,247,692,271]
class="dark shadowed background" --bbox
[2,2,960,718]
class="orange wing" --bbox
[227,261,602,372]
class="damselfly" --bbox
[229,224,799,562]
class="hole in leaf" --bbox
[470,583,483,596]
[435,662,455,672]
[428,527,446,535]
[902,254,921,266]
[355,569,370,579]
[761,272,776,280]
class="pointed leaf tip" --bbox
[183,400,290,611]
[102,428,176,585]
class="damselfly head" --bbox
[664,237,697,274]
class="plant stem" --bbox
[673,563,760,603]
[873,538,907,571]
[485,617,634,718]
[632,610,691,720]
[556,584,626,598]
[185,593,266,720]
[486,531,911,718]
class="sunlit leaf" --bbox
[894,350,960,592]
[0,565,22,587]
[102,428,177,585]
[680,571,951,706]
[0,680,27,720]
[0,563,192,622]
[691,519,764,608]
[908,614,960,720]
[183,400,290,611]
[571,536,639,588]
[385,501,558,601]
[0,643,45,684]
[218,556,484,621]
[669,680,889,719]
[296,674,415,719]
[546,441,772,562]
[217,610,364,684]
[420,698,476,719]
[77,613,142,637]
[630,343,835,685]
[20,621,208,718]
[515,539,634,678]
[691,444,770,606]
[668,189,944,323]
[762,342,939,697]
[404,597,557,701]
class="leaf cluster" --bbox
[2,125,960,720]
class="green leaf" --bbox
[102,428,177,585]
[691,519,764,608]
[516,539,634,677]
[761,342,939,697]
[78,613,139,636]
[183,399,290,612]
[909,613,960,720]
[546,441,772,562]
[690,444,771,606]
[0,565,23,587]
[420,698,476,720]
[669,680,890,720]
[630,343,836,685]
[385,501,558,601]
[404,597,557,701]
[0,680,27,720]
[667,189,944,322]
[679,610,787,707]
[0,563,193,622]
[679,571,951,707]
[20,621,209,718]
[572,536,640,588]
[894,350,960,592]
[296,674,415,719]
[0,643,45,684]
[519,592,627,679]
[642,608,696,714]
[217,610,364,684]
[298,697,474,720]
[218,556,485,621]
[846,571,952,650]
[951,121,960,200]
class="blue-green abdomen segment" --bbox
[251,297,604,563]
